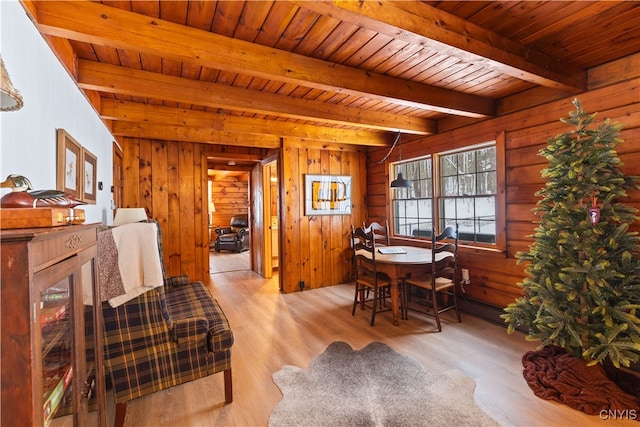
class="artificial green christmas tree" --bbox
[503,98,640,369]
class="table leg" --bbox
[390,279,399,326]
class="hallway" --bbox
[210,249,250,274]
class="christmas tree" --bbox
[502,98,640,368]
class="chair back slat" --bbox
[352,225,376,252]
[352,226,377,273]
[431,224,458,281]
[362,220,390,246]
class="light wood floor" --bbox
[209,249,250,274]
[117,267,637,427]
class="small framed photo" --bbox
[305,174,352,215]
[81,148,97,204]
[56,129,82,200]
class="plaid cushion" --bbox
[166,282,234,351]
[101,219,234,404]
[102,287,233,403]
[164,275,191,288]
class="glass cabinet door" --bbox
[42,256,103,427]
[80,256,104,426]
[40,278,73,426]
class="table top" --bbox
[357,245,452,265]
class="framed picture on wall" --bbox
[56,129,82,200]
[81,148,97,204]
[305,174,352,215]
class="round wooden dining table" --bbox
[356,245,453,325]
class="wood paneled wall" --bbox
[210,175,249,228]
[367,54,640,310]
[120,138,209,281]
[279,140,368,293]
[121,140,270,282]
[119,136,368,291]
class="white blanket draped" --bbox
[97,222,164,307]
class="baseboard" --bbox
[458,297,640,374]
[458,296,529,332]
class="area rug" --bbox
[269,341,499,427]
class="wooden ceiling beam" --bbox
[208,163,254,172]
[101,99,393,145]
[111,121,282,149]
[206,153,264,164]
[32,0,494,118]
[77,60,421,140]
[110,115,389,148]
[297,1,586,94]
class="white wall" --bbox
[1,0,114,224]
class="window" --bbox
[439,146,496,243]
[393,157,432,238]
[391,141,501,247]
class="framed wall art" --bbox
[81,148,97,204]
[305,174,352,215]
[56,129,82,200]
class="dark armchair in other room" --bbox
[214,214,250,252]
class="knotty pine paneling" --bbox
[280,141,367,293]
[210,175,249,228]
[367,61,640,310]
[122,136,367,291]
[120,138,209,281]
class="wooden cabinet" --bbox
[1,224,106,427]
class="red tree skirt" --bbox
[522,345,640,416]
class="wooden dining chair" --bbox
[403,224,461,331]
[363,220,391,302]
[362,220,390,246]
[351,226,391,326]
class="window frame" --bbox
[391,155,433,239]
[388,131,506,252]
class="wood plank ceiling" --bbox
[23,0,640,169]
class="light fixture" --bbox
[390,172,411,188]
[1,55,24,112]
[390,132,411,188]
[113,208,148,226]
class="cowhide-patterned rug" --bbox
[269,341,499,427]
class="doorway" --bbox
[262,160,279,278]
[112,141,123,216]
[208,168,251,274]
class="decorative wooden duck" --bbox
[0,174,87,208]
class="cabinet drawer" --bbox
[31,226,97,272]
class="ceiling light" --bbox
[390,132,411,188]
